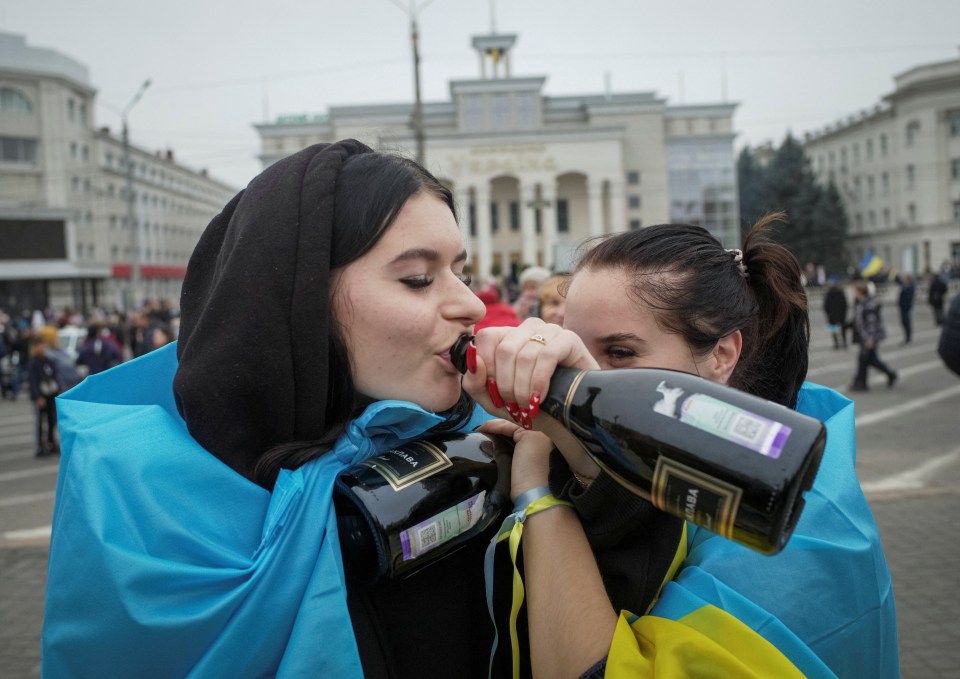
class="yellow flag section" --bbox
[606,607,806,678]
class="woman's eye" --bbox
[401,276,433,289]
[605,346,636,361]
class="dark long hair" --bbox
[577,213,809,407]
[254,153,474,487]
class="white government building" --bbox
[803,55,960,277]
[0,32,236,314]
[256,32,739,280]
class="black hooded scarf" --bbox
[174,139,374,485]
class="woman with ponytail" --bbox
[465,214,899,678]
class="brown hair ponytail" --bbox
[737,212,809,407]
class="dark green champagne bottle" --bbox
[335,432,513,583]
[450,335,826,554]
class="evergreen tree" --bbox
[810,181,849,276]
[737,148,767,237]
[737,134,849,275]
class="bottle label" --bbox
[652,458,742,538]
[653,381,791,459]
[359,440,453,491]
[400,491,487,561]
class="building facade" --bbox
[803,56,960,277]
[255,32,739,280]
[0,32,236,314]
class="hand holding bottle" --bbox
[463,319,602,484]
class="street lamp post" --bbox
[122,78,151,310]
[389,0,435,164]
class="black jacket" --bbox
[938,294,960,376]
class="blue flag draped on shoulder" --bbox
[615,383,900,678]
[41,343,449,677]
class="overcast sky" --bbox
[3,0,959,189]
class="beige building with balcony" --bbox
[0,32,236,314]
[803,56,960,277]
[255,32,739,280]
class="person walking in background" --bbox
[938,292,960,376]
[928,273,947,327]
[76,323,122,375]
[850,280,897,391]
[896,273,915,344]
[823,276,848,349]
[26,336,61,456]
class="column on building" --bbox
[540,179,558,270]
[519,181,537,266]
[587,178,606,237]
[608,180,627,234]
[473,183,494,281]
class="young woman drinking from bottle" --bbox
[42,140,512,678]
[466,215,899,678]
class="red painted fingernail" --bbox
[527,392,541,420]
[518,409,532,430]
[466,342,477,374]
[487,379,505,408]
[506,402,522,421]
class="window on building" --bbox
[840,147,848,166]
[882,172,889,194]
[509,201,519,231]
[79,102,87,124]
[906,164,916,187]
[82,145,89,161]
[67,99,75,122]
[866,139,874,160]
[883,208,891,227]
[855,214,863,230]
[629,219,642,230]
[83,179,91,193]
[490,94,511,130]
[0,136,38,163]
[490,202,499,233]
[950,111,960,137]
[880,134,888,155]
[71,176,80,192]
[952,201,960,221]
[110,215,117,229]
[952,158,960,180]
[868,211,876,228]
[111,245,119,259]
[828,151,835,166]
[867,176,875,197]
[468,203,476,236]
[908,203,917,223]
[627,170,640,185]
[557,200,569,233]
[70,142,77,158]
[853,144,860,164]
[0,87,32,115]
[905,120,920,146]
[628,195,641,209]
[514,93,536,128]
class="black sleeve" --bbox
[549,453,684,616]
[578,657,607,679]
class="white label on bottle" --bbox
[400,490,486,561]
[675,392,791,459]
